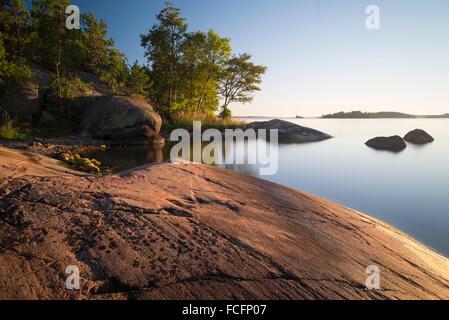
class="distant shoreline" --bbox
[321,111,449,119]
[235,112,449,119]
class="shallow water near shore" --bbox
[85,118,449,257]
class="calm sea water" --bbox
[86,118,449,257]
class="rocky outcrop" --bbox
[0,62,52,123]
[249,119,332,143]
[404,129,434,144]
[365,136,407,152]
[1,62,164,144]
[1,146,449,300]
[80,96,163,144]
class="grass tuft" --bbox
[0,111,27,140]
[162,114,247,131]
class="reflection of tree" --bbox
[86,137,268,175]
[86,145,166,172]
[152,145,164,163]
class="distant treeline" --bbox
[321,111,449,119]
[0,1,266,120]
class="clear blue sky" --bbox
[29,0,449,116]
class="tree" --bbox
[218,53,266,118]
[140,2,188,118]
[81,12,114,74]
[31,0,71,70]
[173,30,231,117]
[47,73,92,119]
[0,33,32,94]
[127,60,151,97]
[99,48,128,94]
[191,30,231,114]
[0,0,31,57]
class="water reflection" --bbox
[86,144,166,171]
[84,118,449,257]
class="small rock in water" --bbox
[404,129,434,144]
[249,119,332,143]
[58,152,71,161]
[83,162,100,173]
[365,135,407,152]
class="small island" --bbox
[322,111,449,119]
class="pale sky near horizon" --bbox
[28,0,449,117]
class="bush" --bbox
[49,74,93,101]
[219,106,232,119]
[0,109,27,140]
[162,113,246,131]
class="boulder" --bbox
[365,135,407,152]
[0,62,52,123]
[110,124,165,145]
[404,129,434,144]
[249,119,332,143]
[80,96,163,143]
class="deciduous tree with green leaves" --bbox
[191,29,231,115]
[219,53,266,119]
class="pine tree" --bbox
[99,48,128,94]
[0,33,32,94]
[81,12,114,74]
[140,2,188,118]
[0,0,31,57]
[127,60,151,98]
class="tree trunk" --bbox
[196,73,211,114]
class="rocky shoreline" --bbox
[0,136,109,157]
[1,146,449,299]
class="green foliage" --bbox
[99,48,128,94]
[48,73,93,120]
[0,0,31,57]
[0,34,32,94]
[127,60,152,97]
[161,115,246,131]
[30,0,82,72]
[219,53,266,112]
[49,73,93,101]
[141,3,265,121]
[0,0,266,129]
[0,121,26,139]
[141,2,188,117]
[219,106,232,120]
[0,109,27,139]
[81,12,114,74]
[181,29,231,115]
